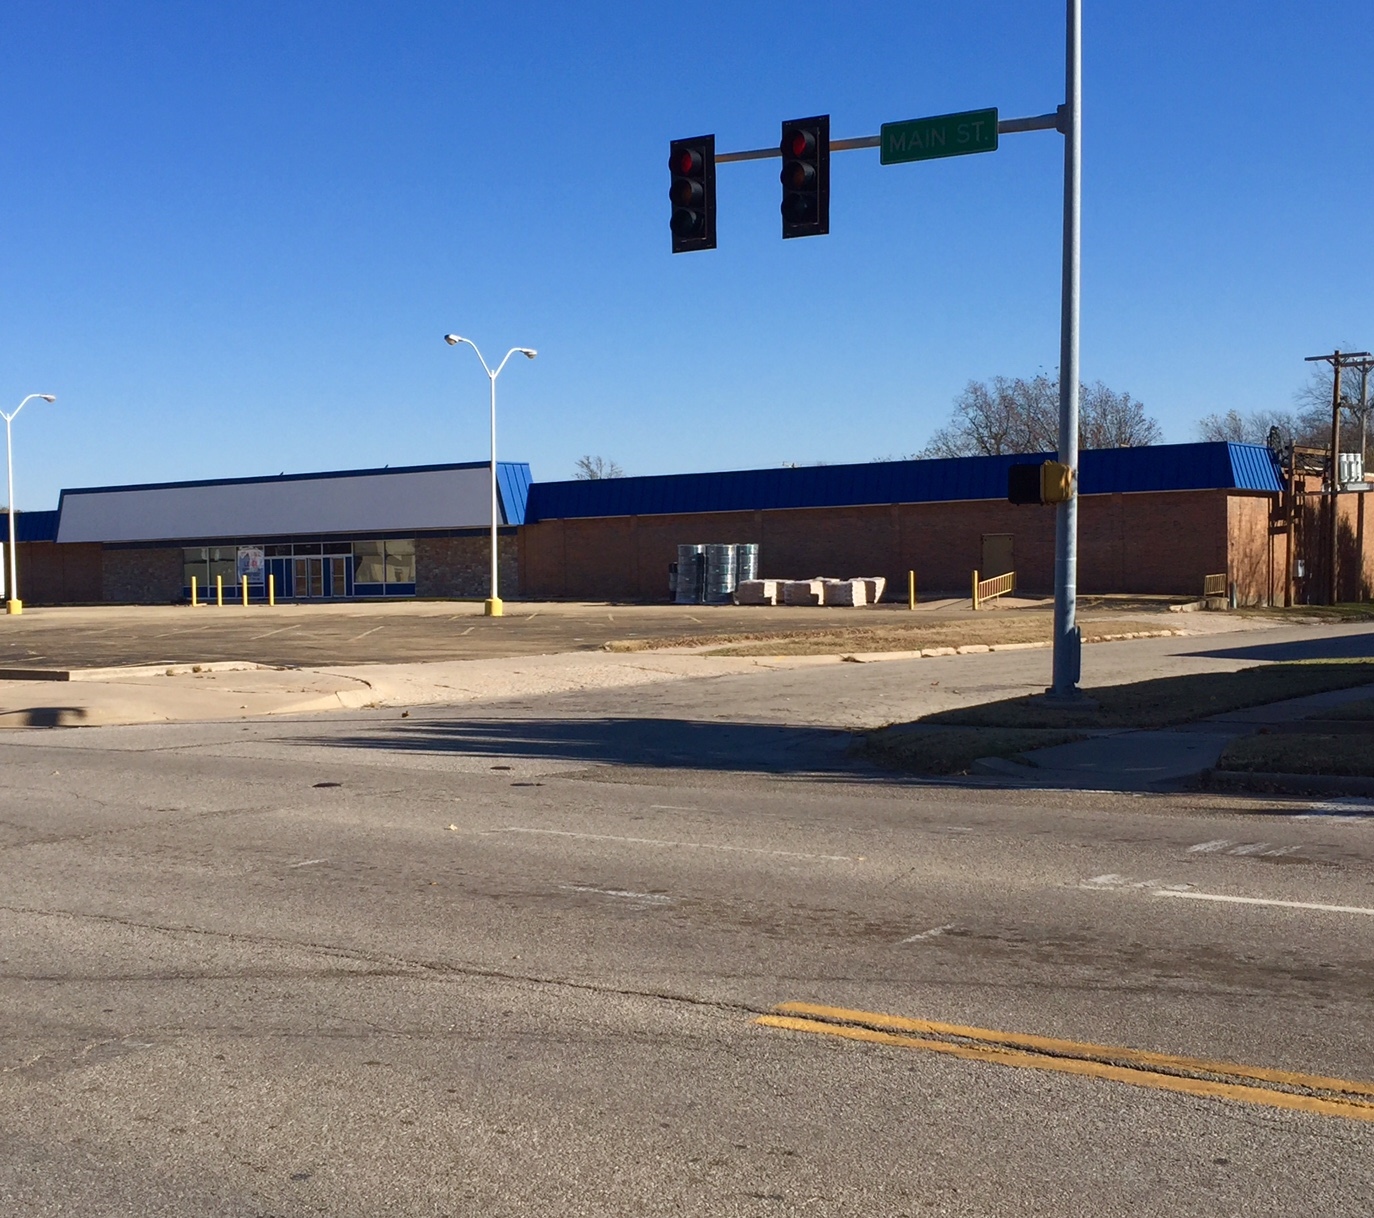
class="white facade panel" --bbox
[56,467,494,544]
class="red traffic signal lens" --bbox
[781,128,815,159]
[670,148,703,175]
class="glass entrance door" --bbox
[294,556,324,597]
[326,556,348,597]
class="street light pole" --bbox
[2,393,57,616]
[443,336,536,616]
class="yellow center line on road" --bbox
[758,1003,1374,1123]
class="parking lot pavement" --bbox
[0,596,1206,672]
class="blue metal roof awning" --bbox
[0,509,60,543]
[524,442,1284,523]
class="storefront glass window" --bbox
[384,539,416,585]
[353,541,384,585]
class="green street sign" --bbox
[880,108,999,165]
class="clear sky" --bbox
[1,1,1370,509]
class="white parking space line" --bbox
[289,858,328,868]
[900,923,955,944]
[559,884,672,905]
[1187,840,1232,853]
[1154,890,1374,916]
[497,827,856,862]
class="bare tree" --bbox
[573,455,624,480]
[920,374,1159,457]
[1197,362,1371,456]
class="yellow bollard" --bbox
[908,569,916,611]
[268,572,275,607]
[241,575,249,606]
[191,575,198,607]
[216,574,223,606]
[972,569,980,611]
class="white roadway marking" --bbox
[289,858,328,868]
[649,805,699,812]
[1080,873,1194,892]
[1186,839,1302,857]
[1154,890,1374,917]
[348,625,385,641]
[1294,799,1374,820]
[498,827,857,862]
[559,884,672,905]
[900,923,955,944]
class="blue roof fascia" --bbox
[525,442,1281,523]
[1225,442,1284,493]
[495,462,533,525]
[0,509,60,542]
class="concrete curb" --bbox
[1198,769,1374,797]
[0,661,276,682]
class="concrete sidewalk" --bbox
[975,679,1374,792]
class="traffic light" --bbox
[669,135,716,253]
[1008,463,1042,505]
[1008,461,1075,504]
[1041,460,1074,503]
[779,115,829,238]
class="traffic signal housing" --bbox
[1008,460,1075,505]
[669,135,716,253]
[780,115,829,238]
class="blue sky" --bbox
[0,1,1370,508]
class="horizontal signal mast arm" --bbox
[715,110,1063,163]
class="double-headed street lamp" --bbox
[443,336,536,617]
[2,393,56,616]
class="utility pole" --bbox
[1305,349,1371,604]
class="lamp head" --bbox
[39,395,55,403]
[518,348,537,359]
[443,334,465,347]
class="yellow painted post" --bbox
[216,574,223,606]
[268,572,275,607]
[907,570,916,610]
[241,575,249,606]
[190,575,198,607]
[972,569,980,611]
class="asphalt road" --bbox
[2,694,1372,1216]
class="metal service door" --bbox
[981,533,1014,579]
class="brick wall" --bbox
[519,489,1243,601]
[14,542,103,604]
[102,547,183,604]
[416,533,518,598]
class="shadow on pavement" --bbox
[302,715,892,779]
[1182,630,1374,664]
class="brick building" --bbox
[5,441,1369,606]
[519,442,1371,606]
[4,462,529,605]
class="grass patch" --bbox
[1217,732,1374,778]
[923,660,1374,731]
[1240,603,1374,623]
[608,615,1173,657]
[859,726,1088,776]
